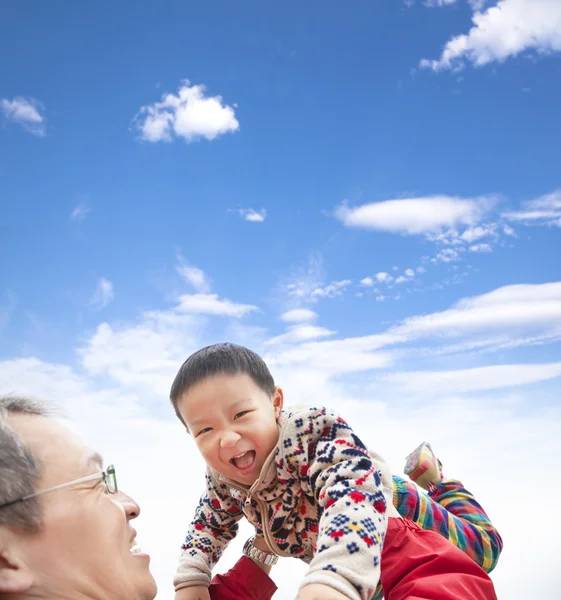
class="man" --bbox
[0,394,497,600]
[0,395,274,600]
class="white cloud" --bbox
[311,280,352,299]
[1,96,46,136]
[420,0,561,71]
[392,281,561,340]
[384,362,561,394]
[176,259,210,293]
[502,189,561,227]
[460,223,499,243]
[334,196,493,236]
[176,293,258,317]
[404,268,415,278]
[80,312,200,393]
[236,208,267,223]
[416,266,426,274]
[469,243,493,252]
[283,253,325,303]
[266,324,336,345]
[133,80,239,143]
[425,0,457,6]
[432,248,461,263]
[395,276,408,284]
[376,272,393,283]
[90,278,114,310]
[280,309,318,323]
[360,277,375,287]
[71,201,91,222]
[425,0,487,8]
[272,281,561,380]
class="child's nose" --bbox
[220,431,241,448]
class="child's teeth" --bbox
[234,451,255,469]
[130,544,142,554]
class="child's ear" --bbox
[272,387,284,418]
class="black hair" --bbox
[170,343,275,424]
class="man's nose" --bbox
[118,491,141,520]
[220,430,241,449]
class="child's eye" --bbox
[197,427,213,437]
[234,411,249,420]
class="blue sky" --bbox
[1,1,561,598]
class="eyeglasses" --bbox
[0,464,118,509]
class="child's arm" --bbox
[174,469,245,593]
[282,407,392,600]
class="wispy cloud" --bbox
[469,243,493,252]
[432,247,463,263]
[309,279,352,299]
[236,208,267,222]
[132,80,239,143]
[71,201,91,222]
[502,189,561,228]
[1,96,46,136]
[266,324,336,345]
[420,0,561,71]
[176,293,258,317]
[176,255,211,293]
[424,0,457,6]
[280,309,318,323]
[0,290,17,332]
[383,362,561,394]
[90,278,115,310]
[271,280,561,378]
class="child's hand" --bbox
[174,586,211,600]
[297,584,349,600]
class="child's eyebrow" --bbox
[188,398,255,428]
[230,398,255,411]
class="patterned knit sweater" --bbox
[174,406,398,600]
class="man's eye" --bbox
[234,411,249,420]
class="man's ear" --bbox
[0,544,34,594]
[272,387,284,418]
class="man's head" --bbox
[170,343,283,486]
[0,395,157,600]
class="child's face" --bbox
[177,373,283,486]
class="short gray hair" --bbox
[0,395,51,530]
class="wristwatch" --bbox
[242,536,279,566]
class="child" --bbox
[170,343,501,600]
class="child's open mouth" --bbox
[230,450,256,471]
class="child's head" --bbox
[170,343,283,486]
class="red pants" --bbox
[380,518,498,600]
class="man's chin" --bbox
[138,574,157,600]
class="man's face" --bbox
[1,414,157,600]
[178,373,283,486]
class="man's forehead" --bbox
[9,413,90,468]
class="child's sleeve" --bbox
[174,468,245,592]
[282,407,392,600]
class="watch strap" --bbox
[243,536,279,566]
